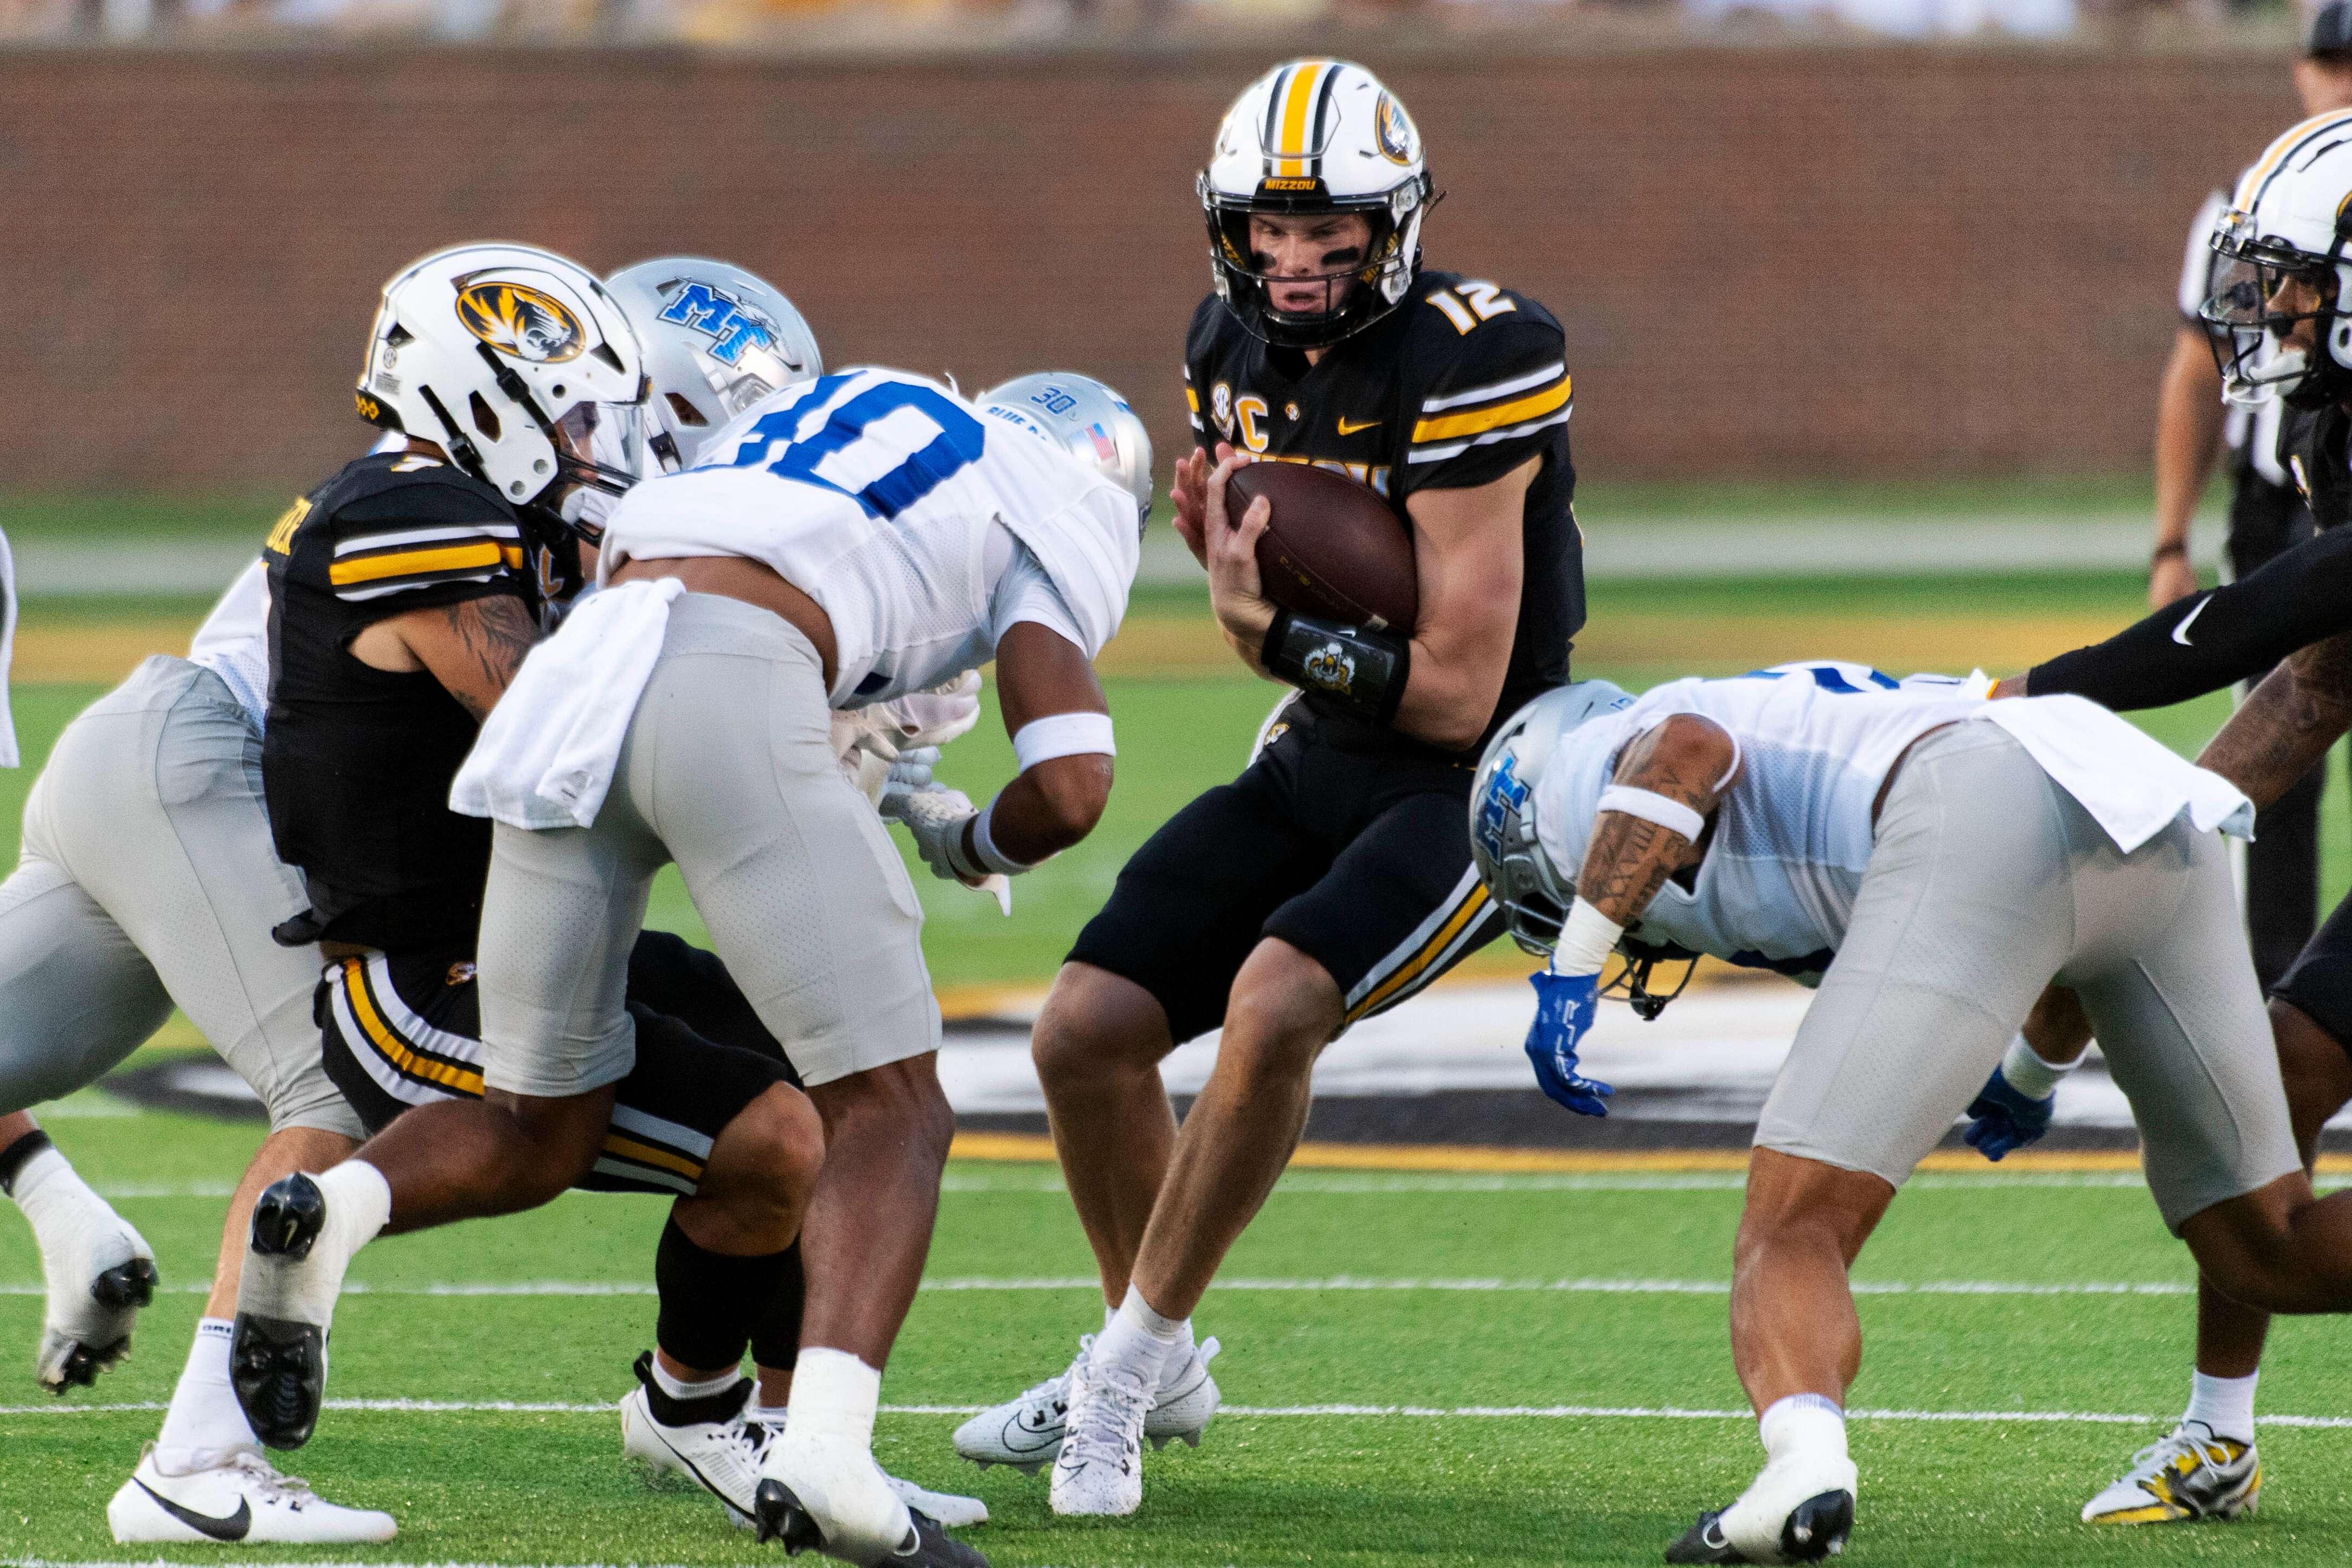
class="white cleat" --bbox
[623,1355,991,1535]
[108,1443,396,1544]
[2081,1422,2261,1524]
[953,1333,1221,1475]
[1048,1354,1153,1518]
[620,1354,767,1528]
[888,1473,988,1531]
[755,1428,988,1566]
[34,1200,158,1394]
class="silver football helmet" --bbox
[605,258,822,472]
[1469,680,1634,956]
[976,372,1154,530]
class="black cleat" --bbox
[1665,1510,1741,1564]
[93,1255,161,1312]
[1780,1489,1853,1561]
[230,1174,332,1450]
[229,1314,326,1451]
[249,1174,326,1261]
[1665,1492,1853,1564]
[751,1480,990,1567]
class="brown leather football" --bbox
[1226,460,1419,633]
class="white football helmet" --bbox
[605,258,822,473]
[976,372,1154,530]
[355,243,647,531]
[1468,681,1634,956]
[1198,59,1436,348]
[2205,111,2352,409]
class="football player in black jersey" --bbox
[955,60,1585,1516]
[221,246,965,1540]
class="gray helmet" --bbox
[976,372,1154,530]
[1469,680,1634,956]
[605,258,821,472]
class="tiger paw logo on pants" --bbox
[1302,642,1356,695]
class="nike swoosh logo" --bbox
[134,1479,252,1542]
[998,1415,1062,1454]
[2173,597,2210,646]
[1336,417,1380,435]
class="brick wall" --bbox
[0,46,2298,489]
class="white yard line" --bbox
[5,1399,2348,1429]
[0,1275,2203,1298]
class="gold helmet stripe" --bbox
[2235,109,2352,213]
[1274,59,1334,178]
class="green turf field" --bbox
[5,530,2350,1564]
[7,1117,2352,1565]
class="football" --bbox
[1226,460,1419,634]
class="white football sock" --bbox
[1090,1284,1188,1389]
[12,1144,113,1256]
[1758,1392,1849,1470]
[751,1402,789,1428]
[782,1347,882,1454]
[2184,1369,2258,1445]
[651,1357,741,1403]
[152,1319,259,1474]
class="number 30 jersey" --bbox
[599,368,1140,707]
[1185,269,1583,751]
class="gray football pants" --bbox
[1756,720,2300,1231]
[0,657,360,1137]
[477,593,940,1096]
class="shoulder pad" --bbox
[293,453,528,603]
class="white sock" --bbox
[651,1357,741,1402]
[152,1320,259,1474]
[2185,1369,2258,1445]
[751,1402,789,1428]
[1759,1392,1850,1470]
[782,1347,881,1454]
[1090,1284,1188,1387]
[12,1145,110,1246]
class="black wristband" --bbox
[1261,609,1411,723]
[0,1128,55,1197]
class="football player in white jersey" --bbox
[1469,664,2352,1563]
[228,365,1149,1568]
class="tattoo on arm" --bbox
[438,595,539,721]
[1573,719,1732,927]
[2199,630,2352,811]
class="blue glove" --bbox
[1963,1064,2054,1162]
[1525,970,1614,1117]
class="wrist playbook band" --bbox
[1012,712,1116,773]
[971,798,1043,877]
[1260,609,1410,723]
[1596,785,1707,844]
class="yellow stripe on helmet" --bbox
[2235,109,2352,211]
[1274,59,1333,178]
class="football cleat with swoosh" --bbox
[2083,1422,2260,1525]
[108,1443,395,1544]
[952,1334,1220,1475]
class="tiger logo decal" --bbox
[454,278,586,364]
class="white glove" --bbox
[882,745,942,797]
[877,784,1011,913]
[879,671,984,750]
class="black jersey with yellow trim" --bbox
[1185,269,1582,752]
[262,451,558,954]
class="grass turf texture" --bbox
[6,1119,2352,1564]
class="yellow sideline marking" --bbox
[947,1133,2352,1178]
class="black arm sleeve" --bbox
[2028,524,2352,710]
